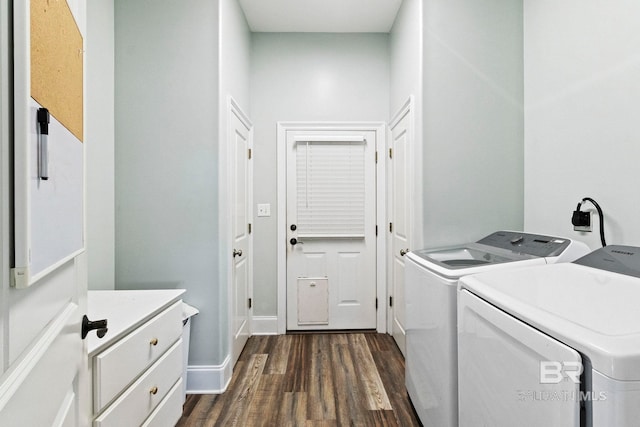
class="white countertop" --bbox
[87,289,185,356]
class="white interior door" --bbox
[1,1,90,425]
[388,105,412,355]
[286,129,377,330]
[229,102,252,365]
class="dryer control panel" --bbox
[574,245,640,278]
[477,231,571,257]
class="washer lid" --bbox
[414,246,513,265]
[460,262,640,381]
[404,231,586,279]
[406,244,541,279]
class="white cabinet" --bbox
[88,290,185,427]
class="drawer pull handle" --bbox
[150,386,158,395]
[150,338,159,346]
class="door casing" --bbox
[225,97,253,367]
[387,98,415,355]
[277,122,386,334]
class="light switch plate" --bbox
[257,203,271,217]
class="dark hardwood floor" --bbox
[176,333,422,426]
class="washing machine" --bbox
[404,231,589,427]
[458,245,640,426]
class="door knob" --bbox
[400,248,409,256]
[81,315,108,339]
[233,249,243,257]
[290,238,298,245]
[290,224,297,231]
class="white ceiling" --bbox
[238,0,403,33]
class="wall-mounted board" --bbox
[11,0,84,287]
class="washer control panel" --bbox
[477,231,571,257]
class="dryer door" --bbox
[458,290,581,427]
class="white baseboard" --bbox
[184,317,279,395]
[251,315,278,335]
[185,355,232,394]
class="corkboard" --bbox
[30,0,83,142]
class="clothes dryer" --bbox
[458,245,640,426]
[405,231,589,427]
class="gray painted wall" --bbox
[523,0,640,248]
[250,33,390,316]
[390,0,423,115]
[114,0,220,365]
[421,0,525,246]
[86,0,115,291]
[218,0,252,359]
[390,0,425,249]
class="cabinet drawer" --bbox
[141,378,183,427]
[93,301,182,413]
[93,339,182,427]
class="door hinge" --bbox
[389,296,393,307]
[375,298,378,310]
[248,223,252,234]
[375,225,378,236]
[248,148,252,159]
[389,148,393,159]
[248,298,252,309]
[375,151,378,164]
[389,222,393,233]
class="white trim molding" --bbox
[185,357,233,395]
[251,316,279,335]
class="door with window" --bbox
[286,129,377,330]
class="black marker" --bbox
[37,107,49,180]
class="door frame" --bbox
[276,122,386,334]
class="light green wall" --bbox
[86,0,115,290]
[421,0,525,247]
[250,33,390,316]
[523,0,640,247]
[114,0,221,365]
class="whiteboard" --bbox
[28,99,84,278]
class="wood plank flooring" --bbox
[176,333,422,427]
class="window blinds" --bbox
[295,140,366,238]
